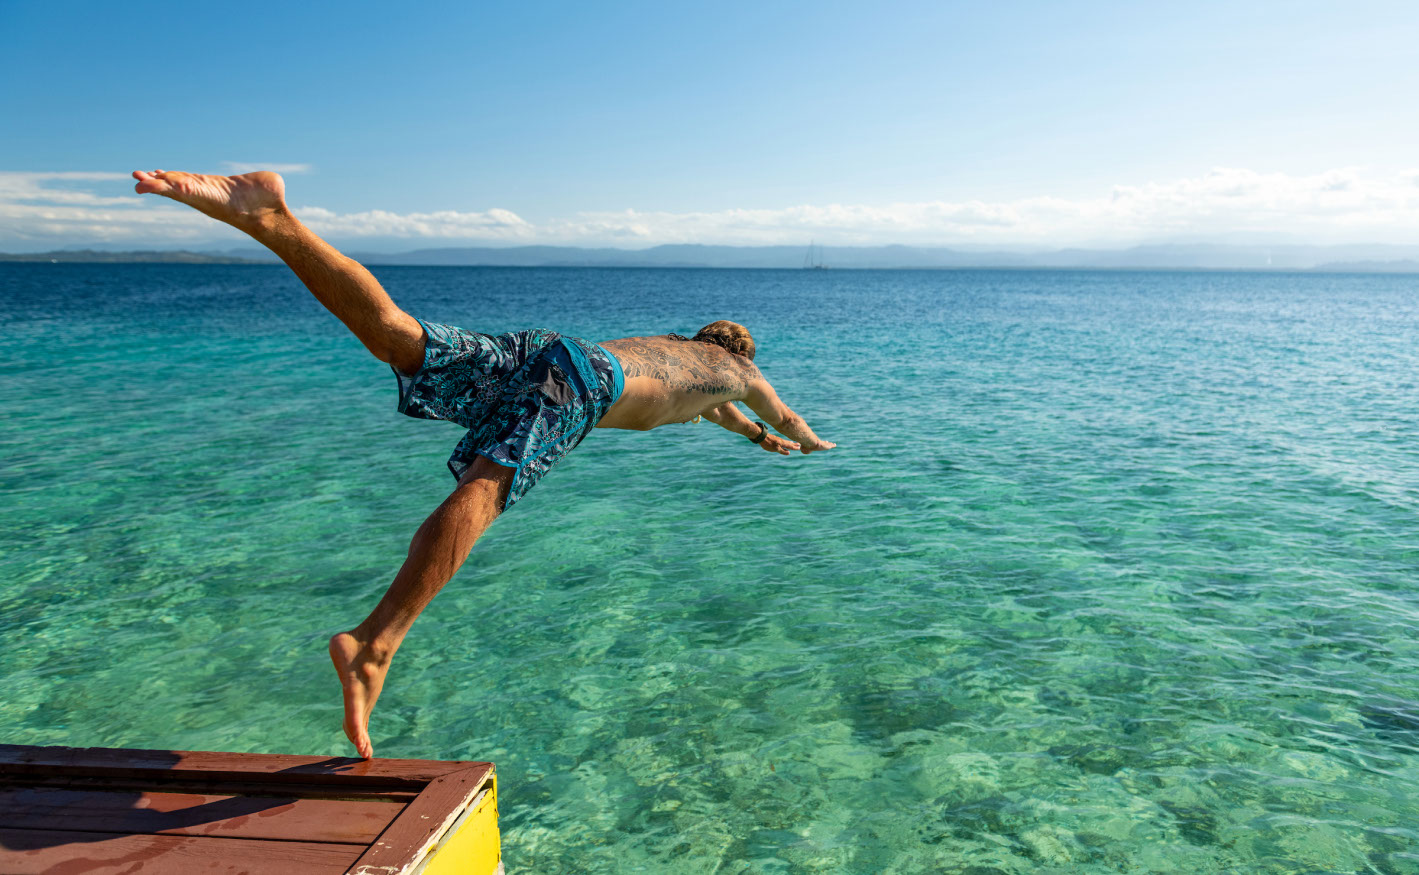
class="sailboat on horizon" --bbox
[803,240,828,270]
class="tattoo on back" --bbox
[609,338,748,396]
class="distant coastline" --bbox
[4,244,1419,273]
[0,249,268,265]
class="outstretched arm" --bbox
[702,402,800,455]
[742,378,836,454]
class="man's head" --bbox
[692,320,755,360]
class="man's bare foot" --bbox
[132,169,288,232]
[328,631,391,759]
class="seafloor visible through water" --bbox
[3,264,1419,873]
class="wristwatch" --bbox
[749,421,768,444]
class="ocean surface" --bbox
[3,263,1419,873]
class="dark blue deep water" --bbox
[3,264,1419,872]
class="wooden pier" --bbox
[0,744,501,874]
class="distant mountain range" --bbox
[5,243,1419,272]
[0,249,267,264]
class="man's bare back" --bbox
[599,336,755,428]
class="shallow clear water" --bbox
[3,264,1419,873]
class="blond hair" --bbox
[691,320,755,360]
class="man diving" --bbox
[132,169,836,758]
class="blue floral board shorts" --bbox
[394,320,624,510]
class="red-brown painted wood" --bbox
[0,744,497,874]
[0,827,363,875]
[0,744,489,790]
[12,774,419,803]
[0,786,400,844]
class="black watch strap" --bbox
[749,421,768,443]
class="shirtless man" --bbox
[132,169,835,758]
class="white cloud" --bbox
[0,171,134,207]
[2,166,1418,250]
[297,206,533,240]
[0,172,220,244]
[222,162,312,174]
[526,168,1419,245]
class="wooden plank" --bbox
[348,765,494,875]
[0,786,400,844]
[0,745,490,790]
[0,827,362,875]
[4,774,418,803]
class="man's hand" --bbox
[797,437,836,455]
[701,400,833,456]
[760,434,799,455]
[743,378,834,457]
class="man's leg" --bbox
[132,169,425,374]
[329,457,514,758]
[136,168,509,756]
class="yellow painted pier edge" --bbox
[416,774,502,875]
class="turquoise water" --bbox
[3,264,1419,873]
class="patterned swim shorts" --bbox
[393,320,624,509]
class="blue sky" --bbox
[2,0,1417,250]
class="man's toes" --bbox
[132,170,174,195]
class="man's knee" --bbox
[456,458,515,507]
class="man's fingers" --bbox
[763,437,799,456]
